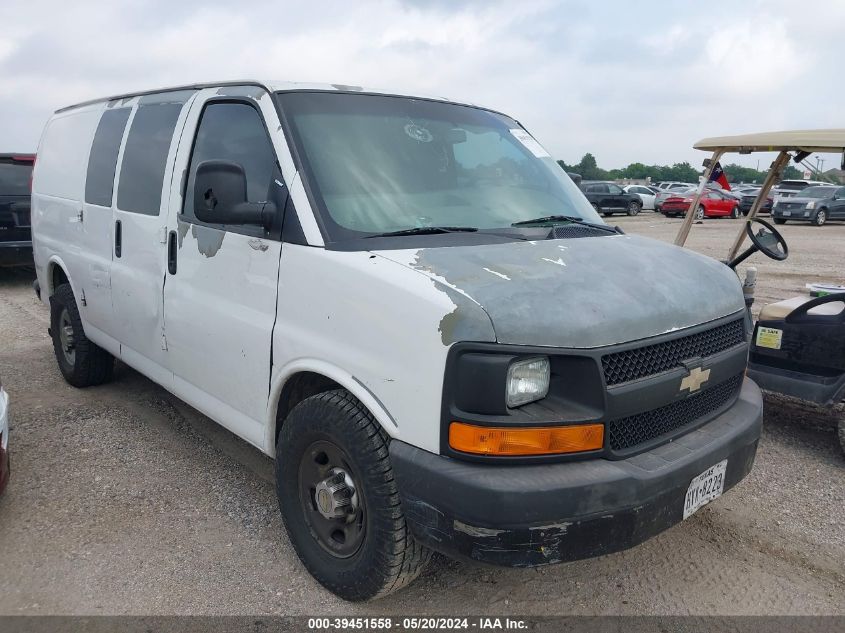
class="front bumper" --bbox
[0,388,9,495]
[0,240,33,266]
[391,379,762,567]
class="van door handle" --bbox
[114,220,122,257]
[167,230,177,275]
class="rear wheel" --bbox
[276,389,431,601]
[774,218,787,225]
[813,209,827,226]
[626,201,641,216]
[50,283,114,387]
[695,205,705,220]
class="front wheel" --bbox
[814,209,827,226]
[50,283,114,387]
[695,205,705,220]
[730,206,740,219]
[276,390,431,601]
[626,201,641,216]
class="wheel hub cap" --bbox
[313,467,358,519]
[59,309,76,364]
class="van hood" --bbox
[373,234,744,349]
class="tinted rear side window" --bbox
[116,103,183,215]
[0,161,33,195]
[85,108,131,206]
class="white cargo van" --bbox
[32,81,763,601]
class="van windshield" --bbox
[277,92,600,242]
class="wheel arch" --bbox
[265,359,400,457]
[45,256,74,299]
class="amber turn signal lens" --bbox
[448,422,604,456]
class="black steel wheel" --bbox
[276,389,431,601]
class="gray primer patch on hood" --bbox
[190,223,225,258]
[379,235,745,349]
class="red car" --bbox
[661,190,740,219]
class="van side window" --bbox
[182,102,276,238]
[85,108,131,207]
[116,103,184,215]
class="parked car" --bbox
[772,185,845,226]
[0,154,35,266]
[772,179,830,201]
[737,190,773,216]
[654,181,695,191]
[32,80,764,601]
[0,373,9,496]
[581,181,642,215]
[661,190,741,219]
[655,185,695,211]
[624,184,658,210]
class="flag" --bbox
[708,162,731,191]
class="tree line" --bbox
[558,153,802,183]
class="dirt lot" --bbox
[0,214,843,615]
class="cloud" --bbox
[0,0,842,171]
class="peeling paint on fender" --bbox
[190,223,225,257]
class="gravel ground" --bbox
[0,213,843,615]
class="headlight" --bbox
[806,201,816,209]
[506,357,550,407]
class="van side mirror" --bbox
[193,160,275,230]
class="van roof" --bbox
[54,80,462,114]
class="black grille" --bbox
[550,224,612,239]
[608,373,744,451]
[602,319,745,386]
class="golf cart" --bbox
[675,130,845,454]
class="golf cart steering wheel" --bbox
[727,218,788,268]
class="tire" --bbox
[838,416,845,457]
[276,389,431,601]
[626,201,641,216]
[774,218,787,225]
[813,209,827,226]
[602,212,612,217]
[730,206,740,219]
[50,283,114,388]
[695,205,705,220]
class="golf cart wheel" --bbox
[50,283,114,388]
[774,218,787,225]
[276,389,431,601]
[626,201,641,216]
[695,205,705,220]
[814,209,827,226]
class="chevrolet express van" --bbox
[31,81,763,601]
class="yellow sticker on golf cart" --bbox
[756,326,783,350]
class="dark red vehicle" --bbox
[661,190,741,219]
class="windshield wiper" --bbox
[511,214,618,233]
[365,226,478,238]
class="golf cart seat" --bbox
[759,295,845,321]
[748,293,845,405]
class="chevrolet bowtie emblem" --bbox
[680,367,711,393]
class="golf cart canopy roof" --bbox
[694,129,845,154]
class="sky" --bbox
[1,0,843,171]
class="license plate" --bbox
[683,459,727,519]
[782,210,792,216]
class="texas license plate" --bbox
[782,210,792,216]
[683,459,727,519]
